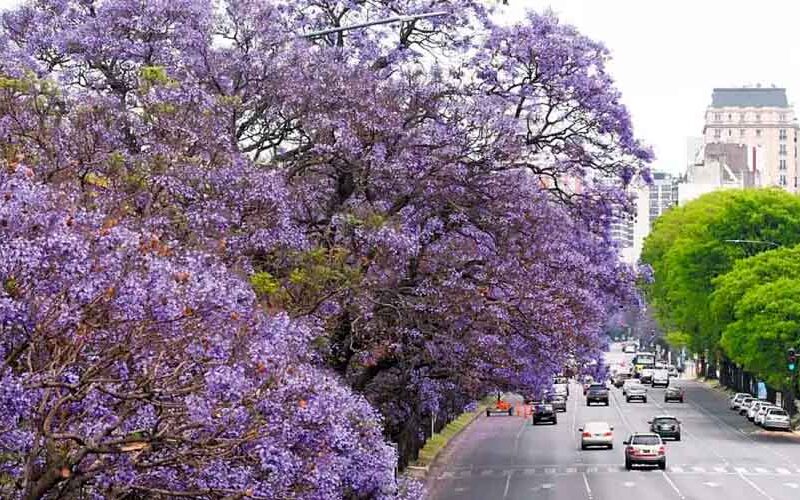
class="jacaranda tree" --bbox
[1,0,648,495]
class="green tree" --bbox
[641,189,800,357]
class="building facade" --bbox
[703,87,799,191]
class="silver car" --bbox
[763,408,791,431]
[748,400,772,421]
[729,393,750,410]
[626,383,647,403]
[624,432,666,470]
[755,404,780,426]
[580,422,614,450]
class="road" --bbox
[427,343,800,500]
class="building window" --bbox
[728,129,732,136]
[781,113,787,122]
[739,113,745,122]
[780,159,787,170]
[780,129,788,140]
[740,128,746,136]
[728,113,732,120]
[714,113,721,121]
[714,129,721,139]
[780,174,787,186]
[756,129,762,137]
[780,144,787,155]
[756,113,761,122]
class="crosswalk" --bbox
[437,464,800,479]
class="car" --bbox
[613,372,631,388]
[580,422,614,450]
[626,383,647,403]
[763,408,791,431]
[651,369,669,388]
[486,398,515,417]
[582,376,595,395]
[664,386,684,403]
[649,415,681,441]
[532,403,557,425]
[748,400,772,422]
[547,394,568,413]
[654,362,666,370]
[622,379,638,396]
[639,368,655,385]
[755,404,780,426]
[623,344,637,354]
[729,393,750,410]
[667,366,679,378]
[623,433,666,470]
[738,397,754,415]
[586,383,610,406]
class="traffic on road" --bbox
[428,342,800,500]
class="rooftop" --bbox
[711,87,789,108]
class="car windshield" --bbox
[629,384,644,389]
[589,384,606,390]
[742,398,753,404]
[654,417,677,424]
[769,409,788,417]
[585,423,610,432]
[631,435,661,445]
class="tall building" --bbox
[703,86,798,191]
[678,142,755,206]
[629,172,678,263]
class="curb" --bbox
[405,405,488,480]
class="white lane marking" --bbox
[777,467,791,475]
[544,467,556,474]
[609,386,634,433]
[480,469,494,476]
[660,470,687,499]
[606,466,618,473]
[623,481,635,487]
[736,469,775,499]
[703,482,720,488]
[692,466,706,473]
[502,473,512,499]
[513,419,526,461]
[565,467,577,473]
[454,487,468,492]
[541,483,553,489]
[785,482,799,489]
[522,468,536,475]
[755,467,769,474]
[586,467,598,473]
[582,472,594,500]
[440,471,455,478]
[671,466,685,473]
[735,467,749,474]
[714,466,728,473]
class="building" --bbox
[678,142,755,206]
[703,86,799,191]
[627,171,678,263]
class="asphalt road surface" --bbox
[427,343,800,500]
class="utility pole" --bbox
[788,348,797,417]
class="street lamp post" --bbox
[298,11,448,40]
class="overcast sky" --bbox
[2,0,799,174]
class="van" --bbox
[652,369,669,387]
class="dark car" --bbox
[664,386,684,403]
[547,394,568,412]
[613,372,631,388]
[586,384,610,406]
[532,403,557,425]
[649,416,681,441]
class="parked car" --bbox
[586,384,610,406]
[651,369,670,388]
[547,394,568,413]
[763,408,792,431]
[626,383,647,403]
[580,422,614,450]
[738,397,754,415]
[667,366,679,378]
[755,404,780,426]
[623,433,666,470]
[664,386,684,403]
[649,415,681,441]
[748,401,772,422]
[532,403,557,425]
[729,393,750,410]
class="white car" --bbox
[651,369,669,387]
[622,379,638,396]
[580,421,614,450]
[623,344,637,354]
[763,408,792,431]
[729,393,750,410]
[639,368,655,384]
[667,366,679,378]
[747,400,771,421]
[755,404,780,426]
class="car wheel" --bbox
[581,443,587,450]
[586,401,591,406]
[553,418,557,425]
[658,460,666,470]
[605,401,609,406]
[608,444,613,450]
[508,408,513,416]
[625,457,632,470]
[626,397,630,402]
[486,409,490,417]
[643,398,647,403]
[675,434,681,441]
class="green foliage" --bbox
[413,404,486,466]
[664,331,691,349]
[250,272,281,296]
[641,189,800,356]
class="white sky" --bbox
[2,0,799,174]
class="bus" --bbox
[631,352,655,374]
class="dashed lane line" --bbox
[582,472,594,500]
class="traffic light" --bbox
[788,348,797,372]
